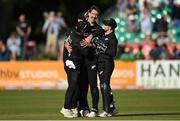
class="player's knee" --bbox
[100,82,111,93]
[71,72,80,82]
[100,82,107,91]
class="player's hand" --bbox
[81,39,90,48]
[64,42,72,54]
[81,35,93,48]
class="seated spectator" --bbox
[150,44,163,60]
[141,34,155,60]
[0,39,12,61]
[165,43,175,59]
[156,32,171,46]
[150,43,170,60]
[24,40,36,60]
[120,47,135,61]
[135,45,144,59]
[173,44,180,59]
[6,32,21,60]
[161,44,171,59]
[126,15,140,33]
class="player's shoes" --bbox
[79,109,90,117]
[99,111,112,117]
[110,102,118,116]
[110,108,118,116]
[88,108,98,117]
[60,108,74,118]
[71,108,78,117]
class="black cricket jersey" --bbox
[98,32,118,61]
[83,22,104,60]
[63,29,84,69]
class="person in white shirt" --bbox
[42,11,59,56]
[140,7,152,34]
[7,32,21,60]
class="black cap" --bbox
[103,18,117,29]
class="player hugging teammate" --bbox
[60,5,118,118]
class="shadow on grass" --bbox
[115,112,180,117]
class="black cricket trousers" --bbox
[98,59,115,113]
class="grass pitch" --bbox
[0,89,180,120]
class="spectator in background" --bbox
[24,40,36,60]
[117,0,128,17]
[125,0,139,33]
[125,0,139,30]
[140,7,152,34]
[173,44,180,59]
[135,45,144,59]
[150,43,169,60]
[126,0,138,16]
[0,39,12,61]
[172,0,180,28]
[43,11,49,21]
[6,32,21,60]
[150,32,172,60]
[153,14,169,33]
[161,44,171,59]
[149,0,162,9]
[42,11,59,57]
[156,32,171,47]
[120,46,135,61]
[138,0,150,11]
[16,14,32,41]
[56,11,68,37]
[141,34,155,59]
[126,15,140,33]
[16,14,32,59]
[163,43,175,59]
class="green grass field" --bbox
[0,89,180,120]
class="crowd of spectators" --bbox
[0,0,179,61]
[0,11,68,61]
[116,0,180,60]
[42,11,68,58]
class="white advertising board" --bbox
[137,61,180,89]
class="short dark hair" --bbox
[88,5,101,14]
[77,13,86,21]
